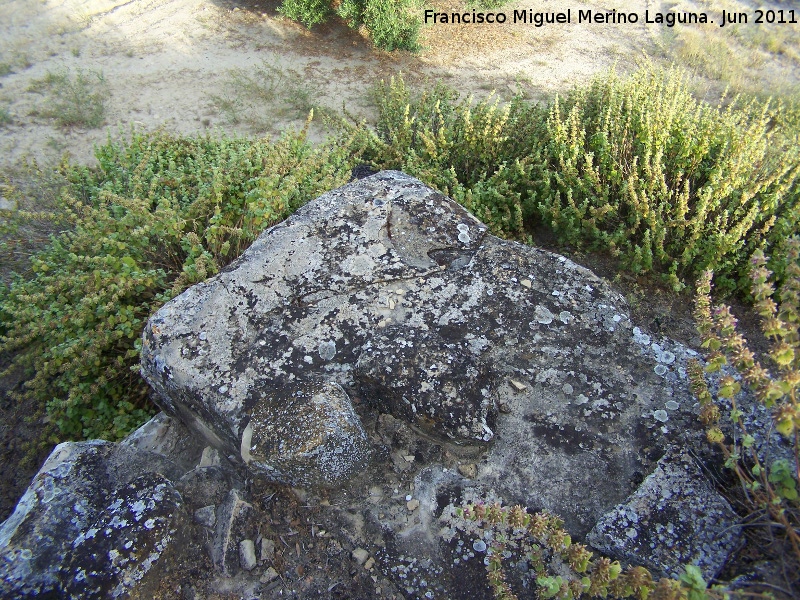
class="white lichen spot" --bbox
[665,400,680,411]
[218,385,229,394]
[473,540,487,552]
[562,383,573,395]
[660,351,676,365]
[199,331,207,341]
[654,364,668,376]
[319,341,336,361]
[458,232,471,244]
[534,305,554,325]
[653,409,669,423]
[625,528,638,539]
[632,327,651,346]
[457,223,470,233]
[144,518,156,530]
[576,394,589,405]
[304,355,313,364]
[559,311,572,324]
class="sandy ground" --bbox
[5,0,797,170]
[2,0,799,170]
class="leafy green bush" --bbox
[278,0,421,52]
[0,125,359,440]
[692,239,800,567]
[360,66,800,293]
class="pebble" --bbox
[457,463,477,479]
[193,505,216,528]
[407,499,420,511]
[260,566,279,583]
[352,548,370,565]
[510,379,527,391]
[240,539,257,571]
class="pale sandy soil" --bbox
[1,0,796,171]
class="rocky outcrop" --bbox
[1,172,751,598]
[0,439,189,599]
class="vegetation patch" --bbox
[27,67,109,129]
[278,0,422,52]
[356,64,800,294]
[0,125,359,440]
[208,60,317,131]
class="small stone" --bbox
[498,402,511,414]
[406,499,420,511]
[240,539,257,571]
[198,446,220,468]
[352,548,370,565]
[388,299,396,310]
[520,279,532,288]
[260,566,279,583]
[260,538,275,563]
[364,557,376,570]
[457,463,477,479]
[510,380,527,391]
[403,454,415,462]
[193,505,216,528]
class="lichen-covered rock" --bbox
[586,450,741,579]
[140,171,707,527]
[0,440,186,598]
[64,472,186,599]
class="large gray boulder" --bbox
[140,171,700,531]
[1,172,749,597]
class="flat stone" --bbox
[351,547,369,565]
[586,450,741,580]
[239,539,257,571]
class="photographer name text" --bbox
[423,8,798,28]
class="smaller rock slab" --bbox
[586,450,741,580]
[0,440,186,599]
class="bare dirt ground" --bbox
[1,0,796,170]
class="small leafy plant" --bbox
[28,67,109,129]
[451,501,722,600]
[692,237,800,568]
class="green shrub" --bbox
[0,125,359,441]
[278,0,421,52]
[361,66,800,293]
[28,67,109,129]
[278,0,333,28]
[692,238,800,572]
